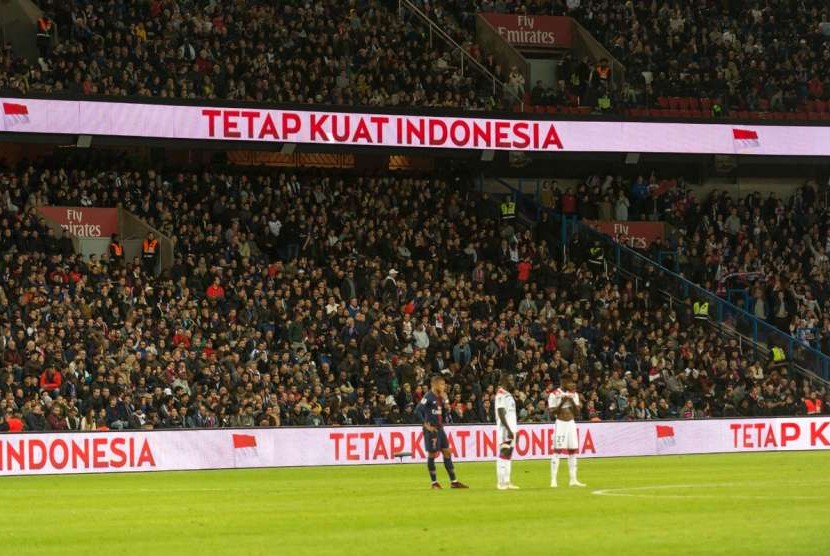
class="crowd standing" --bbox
[0,161,827,433]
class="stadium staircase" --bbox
[396,0,523,109]
[481,176,830,387]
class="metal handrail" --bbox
[397,0,524,110]
[487,176,830,382]
[579,222,830,382]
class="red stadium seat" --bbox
[700,98,712,111]
[807,112,821,121]
[656,97,670,109]
[815,100,827,113]
[546,106,557,114]
[688,98,700,110]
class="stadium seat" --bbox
[815,100,827,113]
[657,97,670,109]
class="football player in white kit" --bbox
[548,374,586,487]
[494,373,519,490]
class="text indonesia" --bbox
[200,109,565,150]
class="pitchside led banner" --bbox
[3,98,830,156]
[0,417,827,476]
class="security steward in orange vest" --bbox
[36,15,54,58]
[593,58,611,87]
[142,232,159,275]
[108,233,125,267]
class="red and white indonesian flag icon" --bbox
[732,128,760,149]
[655,424,676,452]
[232,433,259,467]
[2,102,30,128]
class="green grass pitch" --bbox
[2,452,828,555]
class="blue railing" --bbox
[489,176,830,382]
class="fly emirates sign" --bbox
[5,97,830,155]
[0,418,827,476]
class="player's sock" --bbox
[551,454,560,484]
[427,457,437,483]
[496,459,504,485]
[504,459,512,484]
[568,455,578,483]
[443,456,457,482]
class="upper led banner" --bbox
[2,97,829,156]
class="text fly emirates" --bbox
[201,109,565,150]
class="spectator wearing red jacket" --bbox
[517,258,532,282]
[6,412,24,432]
[804,392,824,415]
[206,278,226,301]
[39,368,62,393]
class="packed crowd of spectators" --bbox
[447,0,830,114]
[4,1,826,116]
[2,0,506,110]
[0,159,827,433]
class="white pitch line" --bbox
[592,483,827,500]
[0,487,255,494]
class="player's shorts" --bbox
[554,419,578,452]
[496,425,515,459]
[423,428,449,454]
[496,425,515,448]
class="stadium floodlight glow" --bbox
[3,97,830,156]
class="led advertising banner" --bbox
[2,98,829,155]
